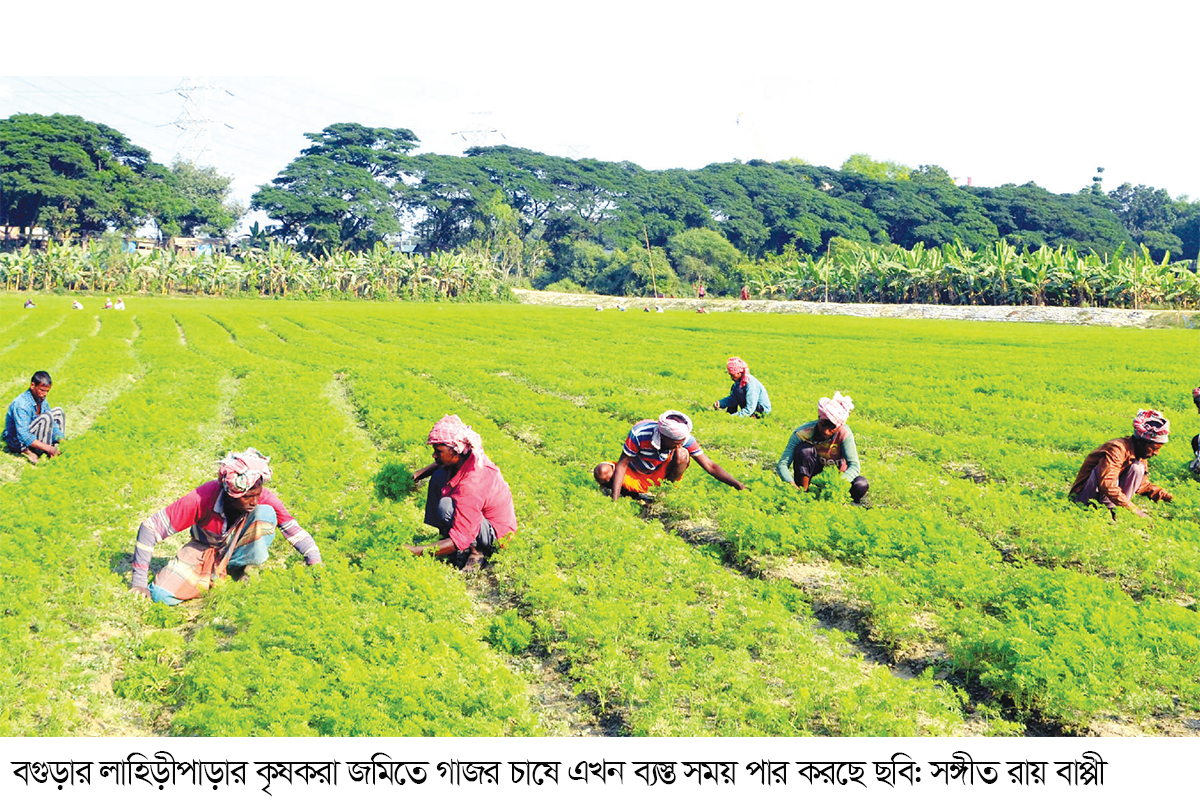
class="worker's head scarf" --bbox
[657,410,693,442]
[726,357,748,385]
[817,391,855,427]
[218,448,272,497]
[1132,409,1170,444]
[427,414,483,457]
[1192,386,1200,400]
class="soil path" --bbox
[513,289,1197,328]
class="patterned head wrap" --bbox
[657,410,693,442]
[1192,387,1199,400]
[218,447,272,497]
[726,357,748,385]
[1132,409,1170,444]
[817,391,855,427]
[427,414,483,456]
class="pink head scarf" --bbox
[218,447,272,497]
[657,410,693,442]
[726,357,748,385]
[1132,409,1170,443]
[427,414,484,457]
[817,391,855,427]
[1192,387,1200,400]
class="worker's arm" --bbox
[610,454,632,502]
[694,452,745,490]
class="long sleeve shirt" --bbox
[776,421,861,484]
[3,389,63,452]
[131,480,321,589]
[1069,437,1170,511]
[438,452,519,551]
[717,373,772,417]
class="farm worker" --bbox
[741,285,750,301]
[129,448,322,604]
[712,356,771,418]
[114,297,125,310]
[71,300,83,309]
[1069,409,1174,519]
[405,414,517,571]
[777,392,869,503]
[3,371,65,465]
[103,298,114,309]
[593,410,746,500]
[1190,387,1200,475]
[23,298,35,308]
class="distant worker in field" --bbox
[103,298,114,310]
[1070,409,1174,520]
[129,448,322,604]
[594,410,746,500]
[405,414,517,571]
[71,300,83,309]
[114,297,125,310]
[3,371,65,465]
[1190,387,1200,475]
[741,285,750,301]
[712,356,771,418]
[23,298,35,308]
[777,391,869,504]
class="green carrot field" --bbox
[1,294,1197,737]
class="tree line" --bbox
[3,113,1198,304]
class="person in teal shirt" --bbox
[777,391,868,503]
[712,357,771,418]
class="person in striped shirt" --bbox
[593,410,745,501]
[129,448,321,604]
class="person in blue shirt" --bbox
[3,371,65,465]
[712,357,771,418]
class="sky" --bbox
[3,0,1198,236]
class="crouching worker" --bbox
[594,409,745,501]
[3,371,65,465]
[777,391,869,503]
[130,448,322,604]
[712,356,771,418]
[1070,409,1173,520]
[406,415,517,571]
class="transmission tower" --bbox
[163,77,232,163]
[451,111,505,151]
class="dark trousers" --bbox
[423,467,497,565]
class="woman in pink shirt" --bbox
[406,415,517,571]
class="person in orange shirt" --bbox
[1069,409,1173,520]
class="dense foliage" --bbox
[1,296,1196,738]
[0,240,513,301]
[0,114,242,240]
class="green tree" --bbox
[159,158,245,237]
[0,113,166,239]
[841,153,912,182]
[252,123,418,253]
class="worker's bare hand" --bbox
[711,401,720,410]
[130,585,151,600]
[1161,493,1174,504]
[46,445,62,457]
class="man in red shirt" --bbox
[406,415,517,571]
[1070,409,1174,520]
